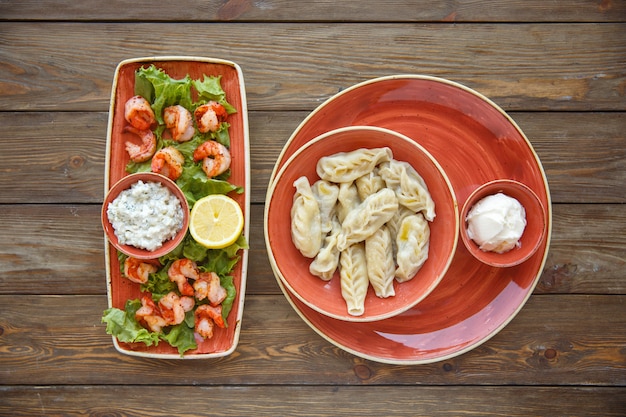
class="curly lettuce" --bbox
[135,66,193,124]
[102,299,160,347]
[193,75,237,114]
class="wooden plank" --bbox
[0,23,624,112]
[0,294,624,386]
[1,112,624,205]
[0,112,108,204]
[539,204,626,294]
[1,386,624,417]
[515,112,626,204]
[2,0,625,23]
[0,204,624,296]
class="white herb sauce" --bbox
[107,180,184,251]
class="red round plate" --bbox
[269,75,552,364]
[266,126,458,322]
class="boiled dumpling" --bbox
[386,205,415,240]
[395,213,430,282]
[379,160,436,221]
[365,225,395,298]
[337,188,398,251]
[316,147,392,183]
[311,179,339,234]
[336,181,361,223]
[355,169,385,200]
[309,217,341,281]
[291,176,322,258]
[339,243,369,316]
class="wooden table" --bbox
[1,2,625,415]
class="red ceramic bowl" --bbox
[102,172,190,260]
[265,126,459,322]
[460,179,546,267]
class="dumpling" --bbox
[379,159,436,221]
[290,176,322,258]
[311,179,339,234]
[316,147,393,183]
[398,164,436,221]
[336,181,360,223]
[339,243,369,316]
[365,225,395,298]
[337,188,398,251]
[377,161,401,189]
[355,169,385,200]
[386,205,415,253]
[386,205,415,241]
[395,213,430,282]
[309,217,341,281]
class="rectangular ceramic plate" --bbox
[103,56,250,359]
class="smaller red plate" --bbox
[266,126,458,322]
[102,172,190,260]
[460,179,547,268]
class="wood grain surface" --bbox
[0,1,624,416]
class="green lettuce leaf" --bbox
[101,299,160,346]
[140,263,177,297]
[160,317,197,356]
[193,75,237,114]
[176,164,242,207]
[136,65,193,124]
[219,275,237,322]
[212,122,231,148]
[182,235,210,263]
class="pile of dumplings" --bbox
[290,147,435,317]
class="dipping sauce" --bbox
[466,192,526,254]
[107,180,184,251]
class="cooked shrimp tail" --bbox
[125,95,156,131]
[123,257,160,284]
[194,304,225,339]
[193,140,231,178]
[124,125,157,162]
[195,310,214,339]
[194,101,227,133]
[151,146,184,181]
[167,259,199,296]
[193,272,228,306]
[164,105,195,142]
[135,295,168,333]
[158,292,194,326]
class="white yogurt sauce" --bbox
[107,180,184,251]
[466,192,526,254]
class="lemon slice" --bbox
[189,194,244,249]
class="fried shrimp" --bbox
[124,125,157,162]
[194,304,225,339]
[193,272,227,306]
[158,292,195,326]
[194,101,227,133]
[167,259,199,296]
[193,140,231,178]
[164,105,195,142]
[135,295,168,333]
[123,257,160,284]
[125,95,156,131]
[151,146,184,181]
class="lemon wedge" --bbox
[189,194,244,249]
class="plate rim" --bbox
[103,56,250,359]
[267,74,552,364]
